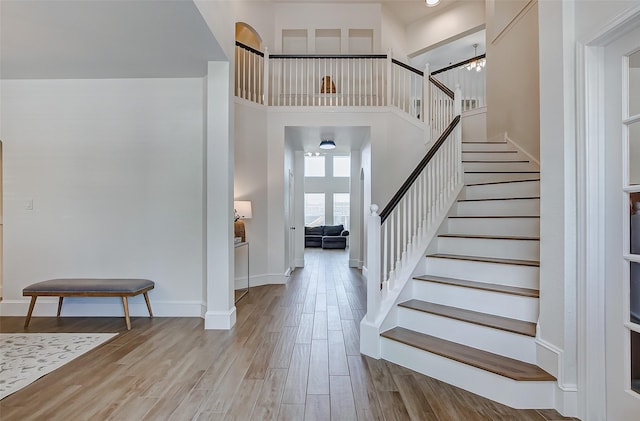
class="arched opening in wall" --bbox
[235,22,262,51]
[235,22,264,103]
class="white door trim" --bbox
[577,5,640,420]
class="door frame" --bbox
[577,5,640,419]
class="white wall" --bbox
[538,0,639,416]
[0,78,205,317]
[234,100,268,286]
[273,2,382,54]
[381,5,408,60]
[405,1,486,57]
[234,1,275,52]
[486,0,540,159]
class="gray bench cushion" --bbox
[23,278,154,294]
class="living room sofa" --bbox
[305,225,350,249]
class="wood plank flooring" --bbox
[0,248,579,420]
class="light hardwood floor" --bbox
[0,249,579,420]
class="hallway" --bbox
[0,248,576,420]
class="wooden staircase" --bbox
[379,138,556,408]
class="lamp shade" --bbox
[234,201,252,219]
[319,139,336,150]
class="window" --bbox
[305,156,325,177]
[333,156,350,177]
[305,193,325,226]
[333,193,350,229]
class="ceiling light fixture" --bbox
[425,0,440,7]
[466,43,486,72]
[319,139,336,150]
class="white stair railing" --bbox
[362,85,463,355]
[430,54,486,113]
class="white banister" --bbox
[386,49,392,109]
[263,48,269,105]
[367,204,382,323]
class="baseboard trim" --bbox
[505,132,541,167]
[204,307,237,330]
[0,298,204,317]
[536,336,579,416]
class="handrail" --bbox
[428,76,454,99]
[431,54,486,76]
[379,115,461,223]
[235,41,264,57]
[270,53,387,59]
[391,59,423,76]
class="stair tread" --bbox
[462,141,507,144]
[399,300,536,336]
[449,215,540,219]
[439,234,539,241]
[465,171,540,174]
[381,327,555,381]
[466,179,540,187]
[413,274,539,297]
[462,150,517,153]
[458,196,540,202]
[463,160,530,163]
[427,253,540,267]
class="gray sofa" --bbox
[305,225,349,249]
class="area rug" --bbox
[0,333,118,400]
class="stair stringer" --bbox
[360,182,463,358]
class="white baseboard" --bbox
[536,336,579,417]
[204,307,237,330]
[233,272,289,289]
[362,265,368,280]
[295,258,304,267]
[349,258,362,268]
[0,297,204,318]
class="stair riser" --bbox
[380,339,555,409]
[463,162,538,172]
[455,199,540,216]
[463,181,540,200]
[464,172,540,184]
[447,218,540,237]
[423,257,539,289]
[397,307,536,363]
[462,152,524,161]
[437,237,540,261]
[462,143,513,152]
[411,280,539,322]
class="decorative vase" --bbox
[234,220,246,242]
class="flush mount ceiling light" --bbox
[319,139,336,150]
[425,0,440,7]
[466,43,486,72]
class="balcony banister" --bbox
[431,53,486,76]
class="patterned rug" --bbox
[0,333,118,400]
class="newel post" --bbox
[423,62,431,142]
[263,47,270,106]
[366,204,382,323]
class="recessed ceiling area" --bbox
[0,0,225,79]
[286,126,369,154]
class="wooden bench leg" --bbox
[57,297,64,318]
[143,292,153,318]
[121,296,131,330]
[24,296,38,328]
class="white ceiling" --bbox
[286,126,369,153]
[271,0,462,26]
[0,0,225,79]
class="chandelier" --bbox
[466,43,486,72]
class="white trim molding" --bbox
[536,336,579,415]
[204,307,237,330]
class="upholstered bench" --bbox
[23,278,155,330]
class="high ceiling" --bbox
[0,0,225,79]
[271,0,462,26]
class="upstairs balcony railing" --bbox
[234,41,485,124]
